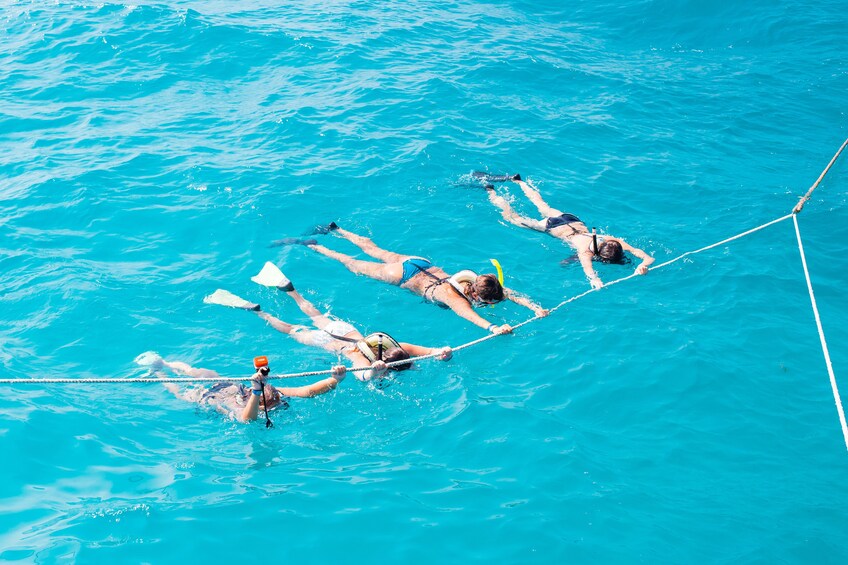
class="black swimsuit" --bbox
[545,213,583,233]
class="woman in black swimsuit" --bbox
[482,174,654,289]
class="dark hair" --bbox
[257,384,281,407]
[596,241,627,264]
[384,347,412,371]
[474,274,505,303]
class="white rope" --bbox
[652,214,794,271]
[0,213,795,385]
[0,366,375,385]
[794,138,848,213]
[792,214,848,450]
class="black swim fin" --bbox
[269,238,318,248]
[472,171,521,183]
[307,221,339,235]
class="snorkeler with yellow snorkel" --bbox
[272,223,548,334]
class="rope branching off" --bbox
[793,138,848,214]
[792,215,848,449]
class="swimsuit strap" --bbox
[408,261,474,306]
[424,275,474,306]
[407,261,454,303]
[563,221,589,237]
[422,276,449,302]
[548,222,583,237]
[322,331,360,343]
[573,231,600,243]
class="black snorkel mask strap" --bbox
[261,388,273,428]
[377,333,398,376]
[592,228,600,257]
[253,356,274,428]
[260,366,273,429]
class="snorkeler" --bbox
[203,262,453,384]
[134,352,346,423]
[271,224,548,334]
[478,173,654,289]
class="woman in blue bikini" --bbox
[274,224,548,334]
[482,174,654,290]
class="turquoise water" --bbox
[2,0,847,561]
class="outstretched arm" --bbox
[504,288,549,317]
[279,365,347,398]
[618,239,654,275]
[398,342,453,361]
[447,295,513,335]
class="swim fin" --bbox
[472,171,521,183]
[134,351,164,368]
[269,238,318,247]
[251,262,294,291]
[203,289,260,310]
[307,221,339,235]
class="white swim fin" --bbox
[203,289,260,310]
[134,351,163,368]
[251,261,294,291]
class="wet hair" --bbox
[384,347,412,371]
[474,274,505,303]
[258,384,281,407]
[595,241,628,264]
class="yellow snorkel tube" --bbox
[488,259,505,308]
[489,258,505,285]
